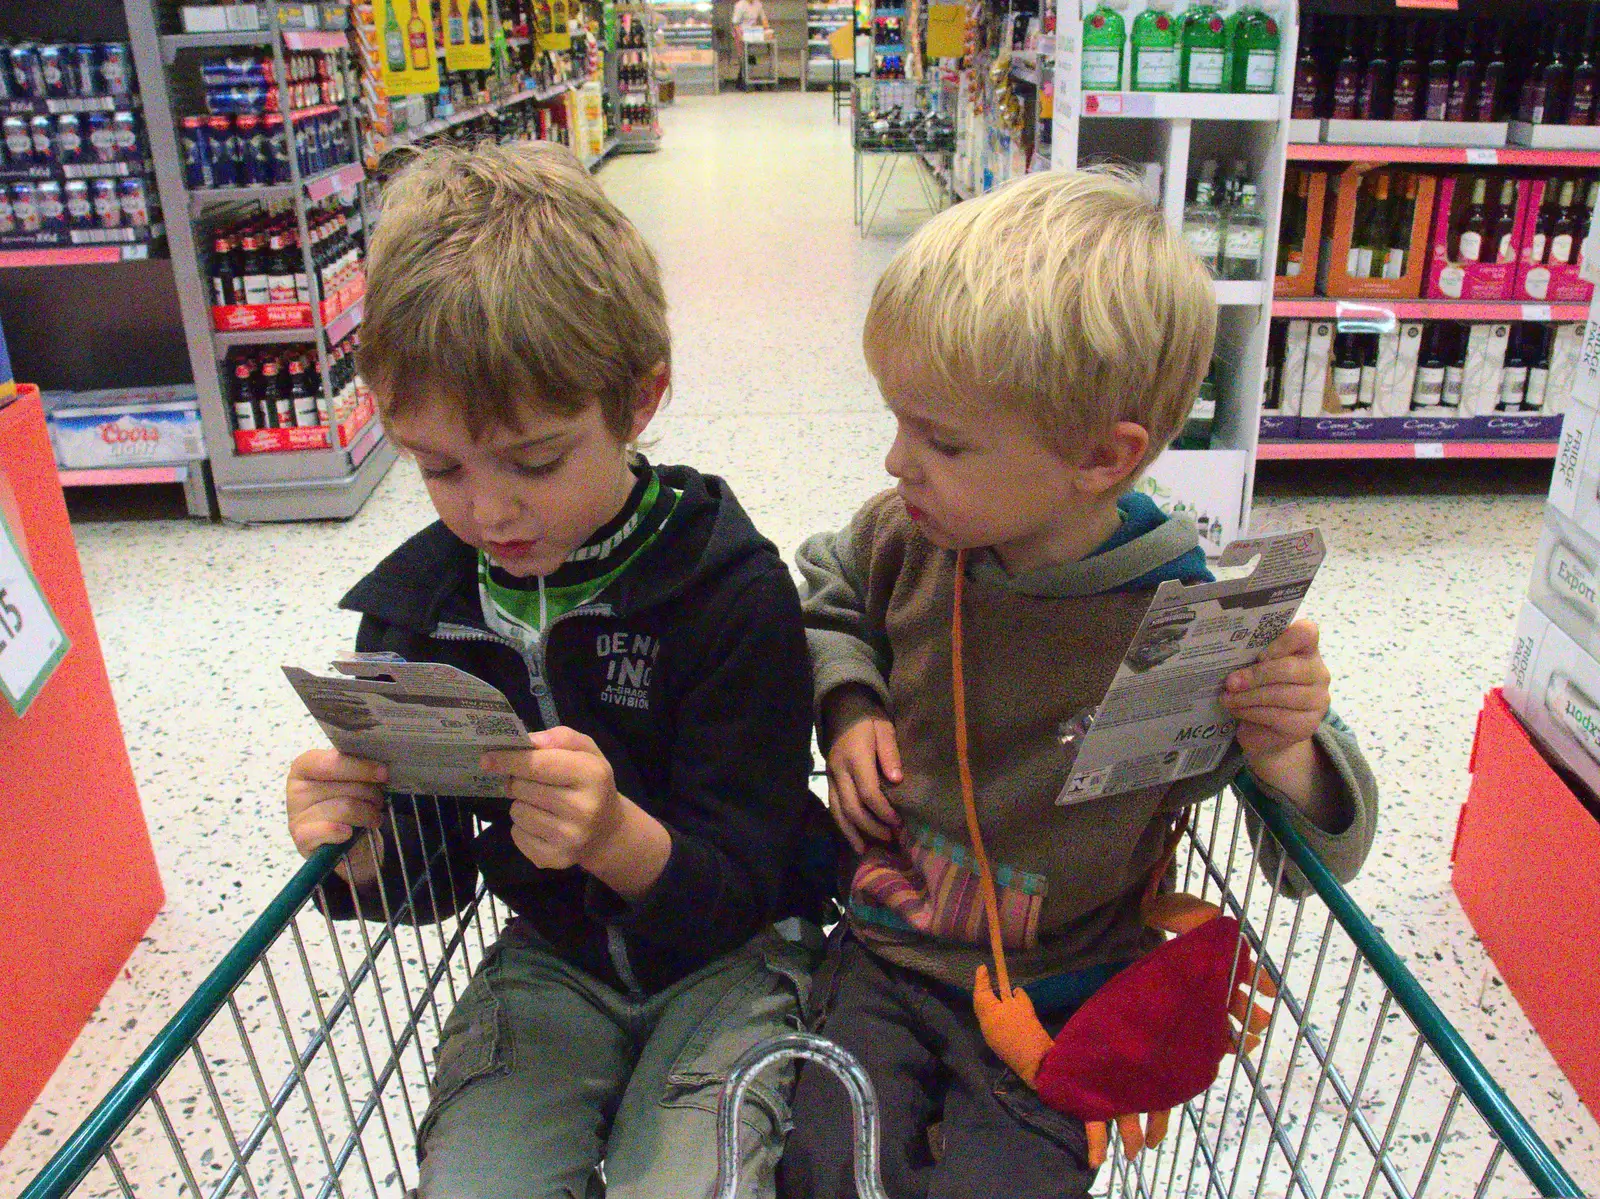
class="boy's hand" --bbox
[822,683,903,854]
[483,727,624,872]
[286,749,389,886]
[1220,619,1330,762]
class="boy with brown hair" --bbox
[283,142,820,1199]
[779,168,1379,1199]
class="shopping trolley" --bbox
[19,779,1587,1199]
[739,26,777,89]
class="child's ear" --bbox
[628,362,671,442]
[1074,422,1150,495]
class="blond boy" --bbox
[779,170,1378,1198]
[283,143,820,1199]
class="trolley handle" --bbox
[714,1033,889,1199]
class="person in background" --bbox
[731,0,772,87]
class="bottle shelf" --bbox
[189,160,365,210]
[1273,298,1592,322]
[160,31,274,61]
[1290,143,1600,168]
[1257,439,1560,461]
[386,81,575,150]
[1082,92,1283,121]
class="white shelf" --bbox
[1215,281,1268,307]
[1081,92,1284,122]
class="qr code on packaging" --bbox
[1248,610,1294,650]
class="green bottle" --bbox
[1220,1,1253,92]
[385,0,408,73]
[1081,0,1128,92]
[1234,0,1280,93]
[1131,0,1179,92]
[1180,0,1227,92]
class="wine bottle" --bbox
[1442,323,1467,410]
[1519,24,1552,123]
[1570,7,1598,125]
[1331,333,1362,411]
[1392,18,1423,121]
[1493,178,1519,264]
[1455,177,1490,263]
[1525,325,1552,411]
[1423,23,1452,121]
[1550,177,1580,264]
[1499,325,1530,412]
[1446,22,1480,122]
[1385,173,1418,280]
[1412,323,1446,410]
[1278,168,1308,277]
[1531,178,1561,264]
[1331,17,1361,120]
[1359,18,1394,120]
[1533,22,1572,124]
[1475,21,1507,122]
[1290,11,1320,117]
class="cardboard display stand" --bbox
[1452,689,1600,1123]
[0,387,163,1149]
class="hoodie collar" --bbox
[339,462,772,634]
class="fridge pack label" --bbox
[284,656,532,799]
[1057,528,1326,804]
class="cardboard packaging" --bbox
[1504,602,1600,801]
[1262,319,1306,439]
[1550,397,1600,536]
[1513,178,1597,305]
[1323,119,1510,148]
[1571,316,1600,409]
[1424,176,1530,301]
[1509,120,1600,151]
[45,386,205,469]
[1373,321,1425,418]
[1461,322,1511,417]
[1529,506,1600,665]
[1453,689,1600,1123]
[1318,166,1437,300]
[1275,168,1327,300]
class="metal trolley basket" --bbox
[20,780,1586,1199]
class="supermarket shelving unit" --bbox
[613,3,662,150]
[126,9,395,524]
[0,0,211,516]
[803,0,853,90]
[656,0,717,92]
[1044,1,1298,546]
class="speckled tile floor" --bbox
[3,92,1597,1198]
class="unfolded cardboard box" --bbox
[1504,602,1600,801]
[1513,178,1597,304]
[1275,170,1327,300]
[1425,177,1528,301]
[1318,166,1437,300]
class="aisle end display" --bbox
[0,385,163,1149]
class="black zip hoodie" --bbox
[318,464,819,997]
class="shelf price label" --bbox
[1464,148,1499,165]
[1522,304,1554,322]
[1414,442,1446,459]
[0,506,68,717]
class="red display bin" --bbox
[1452,688,1600,1122]
[0,387,163,1149]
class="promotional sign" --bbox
[537,0,573,53]
[0,500,68,716]
[442,0,493,72]
[380,0,441,98]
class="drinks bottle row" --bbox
[199,51,357,116]
[1,109,144,172]
[1294,12,1600,127]
[205,205,363,311]
[619,60,651,89]
[1263,317,1585,441]
[224,335,363,433]
[1276,167,1600,303]
[1180,158,1266,280]
[1081,0,1280,95]
[0,176,155,240]
[1,42,134,102]
[178,108,354,189]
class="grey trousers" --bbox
[417,921,818,1199]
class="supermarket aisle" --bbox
[2,92,1597,1193]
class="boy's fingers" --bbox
[291,748,389,784]
[529,726,601,756]
[874,721,904,783]
[828,775,867,854]
[1222,684,1327,713]
[847,763,899,838]
[1257,619,1319,661]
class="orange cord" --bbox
[951,550,1013,998]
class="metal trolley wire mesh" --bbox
[19,783,1585,1199]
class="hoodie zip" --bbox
[435,600,614,729]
